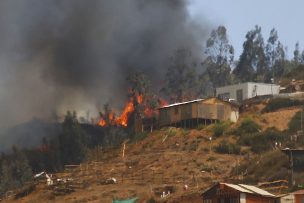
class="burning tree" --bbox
[97,72,167,129]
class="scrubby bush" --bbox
[201,164,213,172]
[147,198,156,203]
[215,140,240,154]
[207,156,216,161]
[262,98,304,113]
[232,150,289,183]
[131,131,149,142]
[211,121,232,137]
[238,128,285,153]
[196,124,205,130]
[288,110,304,133]
[234,118,260,136]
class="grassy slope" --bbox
[3,101,304,203]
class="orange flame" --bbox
[97,93,168,128]
[98,94,142,127]
[115,98,135,127]
[98,118,106,127]
[137,95,143,104]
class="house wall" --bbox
[158,99,239,127]
[240,193,246,203]
[197,103,217,119]
[279,194,295,203]
[247,83,280,98]
[295,194,304,203]
[216,82,280,102]
[246,194,276,203]
[216,83,249,102]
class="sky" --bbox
[188,0,304,59]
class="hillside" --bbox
[2,100,304,203]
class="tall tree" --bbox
[126,72,150,97]
[233,25,267,82]
[265,28,286,80]
[161,49,199,102]
[58,111,86,165]
[293,42,301,64]
[0,147,32,196]
[204,26,234,87]
[301,50,304,64]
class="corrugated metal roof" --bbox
[217,82,280,89]
[238,184,275,197]
[159,99,204,109]
[202,183,276,198]
[223,183,253,193]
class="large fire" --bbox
[98,94,143,127]
[97,93,167,128]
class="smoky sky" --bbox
[0,0,209,127]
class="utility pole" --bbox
[209,137,212,153]
[290,149,294,187]
[301,106,303,133]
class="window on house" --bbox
[219,92,230,100]
[236,89,243,102]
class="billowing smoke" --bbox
[0,0,208,128]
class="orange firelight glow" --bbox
[98,118,106,127]
[97,93,167,128]
[115,100,134,127]
[98,94,142,127]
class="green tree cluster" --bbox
[0,147,32,196]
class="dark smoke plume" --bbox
[0,0,208,128]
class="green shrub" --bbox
[212,121,232,137]
[196,124,205,130]
[201,164,213,172]
[262,98,304,113]
[147,198,156,203]
[207,156,216,161]
[131,131,148,142]
[288,110,304,133]
[235,118,260,136]
[238,128,285,153]
[284,64,304,80]
[232,150,289,183]
[181,129,190,136]
[189,143,197,151]
[215,140,240,154]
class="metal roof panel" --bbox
[238,184,275,197]
[223,183,253,193]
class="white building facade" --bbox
[216,82,280,103]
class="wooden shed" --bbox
[277,189,304,203]
[158,97,239,128]
[202,182,276,203]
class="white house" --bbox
[216,82,280,103]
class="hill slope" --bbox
[2,100,304,202]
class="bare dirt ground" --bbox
[240,102,301,131]
[256,107,301,131]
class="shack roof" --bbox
[202,183,275,198]
[223,183,253,193]
[159,97,238,109]
[159,99,204,109]
[292,189,304,195]
[216,82,280,89]
[239,184,275,197]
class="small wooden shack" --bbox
[201,182,276,203]
[278,189,304,203]
[158,97,239,128]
